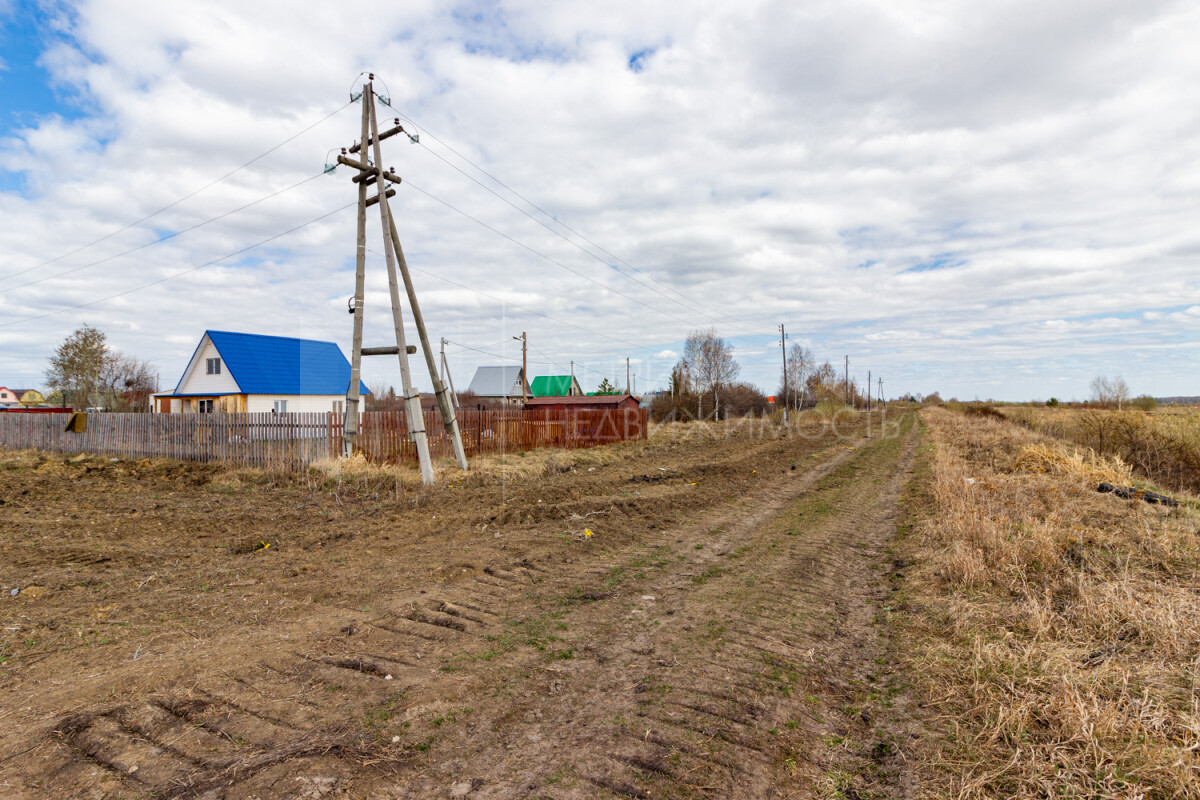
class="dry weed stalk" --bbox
[902,408,1200,798]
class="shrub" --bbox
[1131,394,1157,412]
[1045,397,1059,407]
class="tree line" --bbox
[650,329,872,423]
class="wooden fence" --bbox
[0,407,648,470]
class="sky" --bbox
[1,0,1198,402]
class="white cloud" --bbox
[0,0,1198,401]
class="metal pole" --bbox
[626,357,630,395]
[368,86,436,482]
[570,360,575,395]
[867,370,871,413]
[342,85,372,456]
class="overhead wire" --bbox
[0,202,357,328]
[396,109,769,335]
[1,100,354,282]
[406,129,745,330]
[1,171,330,295]
[401,179,702,330]
[365,246,660,355]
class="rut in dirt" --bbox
[381,415,921,799]
[0,413,918,800]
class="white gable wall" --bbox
[246,395,348,414]
[177,337,240,395]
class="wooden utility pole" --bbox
[342,86,372,457]
[513,332,528,401]
[336,76,467,482]
[570,360,575,395]
[867,370,872,413]
[626,357,631,395]
[440,337,460,411]
[844,355,850,407]
[779,323,789,425]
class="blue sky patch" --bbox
[0,3,87,137]
[628,48,654,73]
[903,256,966,273]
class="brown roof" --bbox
[524,394,637,406]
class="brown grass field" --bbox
[895,407,1199,798]
[2,406,1197,798]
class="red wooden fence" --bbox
[335,407,649,465]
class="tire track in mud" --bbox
[379,417,920,799]
[1,418,912,799]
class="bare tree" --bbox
[779,344,813,410]
[682,328,739,419]
[44,325,109,410]
[1090,375,1131,410]
[804,360,841,409]
[101,352,156,411]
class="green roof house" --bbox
[530,375,583,397]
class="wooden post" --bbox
[342,83,372,456]
[366,85,435,484]
[383,198,468,471]
[779,323,789,425]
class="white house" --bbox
[466,365,526,405]
[153,330,370,414]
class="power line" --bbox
[408,130,750,331]
[367,246,661,355]
[398,110,767,335]
[400,179,703,330]
[0,202,356,328]
[1,101,353,283]
[0,171,329,296]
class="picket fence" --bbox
[0,407,648,470]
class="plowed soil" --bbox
[1,412,920,799]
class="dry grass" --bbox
[1011,441,1134,486]
[212,434,646,498]
[1003,405,1200,494]
[898,407,1200,798]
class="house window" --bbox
[197,399,214,413]
[206,358,221,375]
[273,400,288,414]
[332,400,343,416]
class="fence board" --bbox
[0,406,648,471]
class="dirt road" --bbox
[1,412,918,799]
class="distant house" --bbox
[14,389,46,407]
[0,387,18,408]
[466,366,526,405]
[524,394,641,412]
[153,330,369,414]
[530,375,583,397]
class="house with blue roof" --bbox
[153,331,370,414]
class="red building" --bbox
[524,394,641,412]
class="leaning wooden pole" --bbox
[366,84,436,484]
[384,197,468,470]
